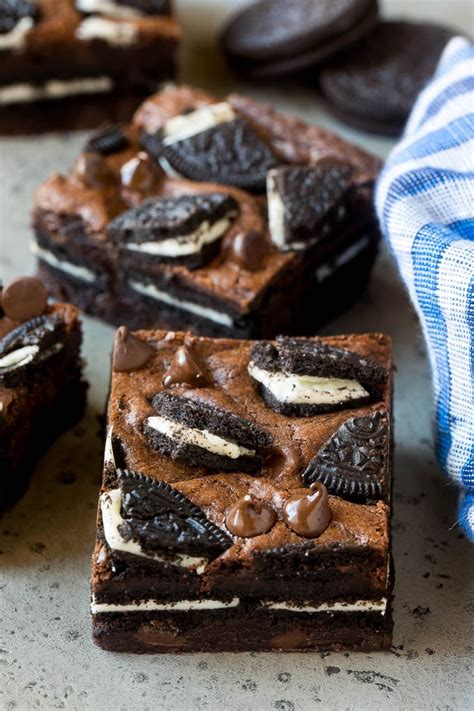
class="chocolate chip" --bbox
[283,482,331,538]
[84,124,129,156]
[0,0,38,34]
[302,411,388,502]
[117,469,232,558]
[2,276,47,322]
[225,495,276,537]
[229,230,269,271]
[163,345,207,388]
[120,152,160,192]
[73,152,116,189]
[112,326,154,373]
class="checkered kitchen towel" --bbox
[375,37,474,541]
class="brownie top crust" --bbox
[33,84,381,316]
[103,329,391,570]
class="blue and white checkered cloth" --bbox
[375,37,474,541]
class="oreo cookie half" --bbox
[84,123,129,156]
[302,411,388,502]
[108,192,239,270]
[0,315,65,387]
[267,160,354,251]
[0,0,38,35]
[141,102,277,193]
[99,469,232,573]
[144,392,273,473]
[248,337,388,416]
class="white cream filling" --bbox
[163,102,236,145]
[100,489,209,574]
[31,242,97,283]
[103,428,115,467]
[0,16,34,51]
[315,235,372,283]
[76,0,142,18]
[126,217,233,258]
[75,16,137,45]
[267,170,286,249]
[0,344,39,370]
[260,598,387,614]
[248,362,369,406]
[91,595,240,614]
[0,76,113,105]
[146,415,255,459]
[128,279,234,327]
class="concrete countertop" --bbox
[1,2,473,709]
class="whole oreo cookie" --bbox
[116,469,232,559]
[319,21,455,136]
[302,410,388,502]
[267,160,353,251]
[144,391,273,473]
[0,0,38,34]
[141,102,277,193]
[84,124,129,156]
[108,192,239,270]
[220,0,379,78]
[248,337,388,416]
[0,315,65,387]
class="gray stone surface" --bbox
[1,2,473,709]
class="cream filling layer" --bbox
[76,0,142,18]
[128,279,234,327]
[125,217,232,257]
[163,102,236,145]
[31,242,97,283]
[0,344,39,369]
[261,598,387,614]
[100,489,209,574]
[75,16,137,45]
[146,415,255,459]
[248,362,369,406]
[0,76,113,105]
[0,17,34,51]
[267,171,286,249]
[315,235,372,282]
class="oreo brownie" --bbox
[0,0,181,133]
[91,328,393,653]
[0,276,86,509]
[32,84,382,338]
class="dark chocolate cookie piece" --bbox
[144,392,273,473]
[302,411,389,502]
[319,21,455,136]
[249,337,388,416]
[107,192,239,269]
[0,315,65,387]
[141,104,277,193]
[84,124,129,156]
[116,469,232,558]
[0,0,38,34]
[267,160,353,251]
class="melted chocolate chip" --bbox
[283,482,331,538]
[225,495,276,537]
[230,230,269,271]
[120,152,160,192]
[112,326,154,373]
[74,152,116,189]
[163,345,206,388]
[2,276,47,322]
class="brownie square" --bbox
[32,84,382,338]
[0,277,87,509]
[0,0,181,133]
[91,328,393,653]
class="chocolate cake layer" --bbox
[91,328,393,653]
[32,84,381,338]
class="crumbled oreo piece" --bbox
[0,315,65,387]
[116,469,232,558]
[267,160,354,251]
[117,0,170,13]
[0,0,38,34]
[249,337,388,416]
[144,391,273,473]
[141,103,276,193]
[107,192,239,269]
[84,124,129,156]
[302,411,388,502]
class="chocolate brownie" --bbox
[220,0,379,78]
[0,0,181,133]
[0,276,86,509]
[91,328,393,653]
[32,84,382,339]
